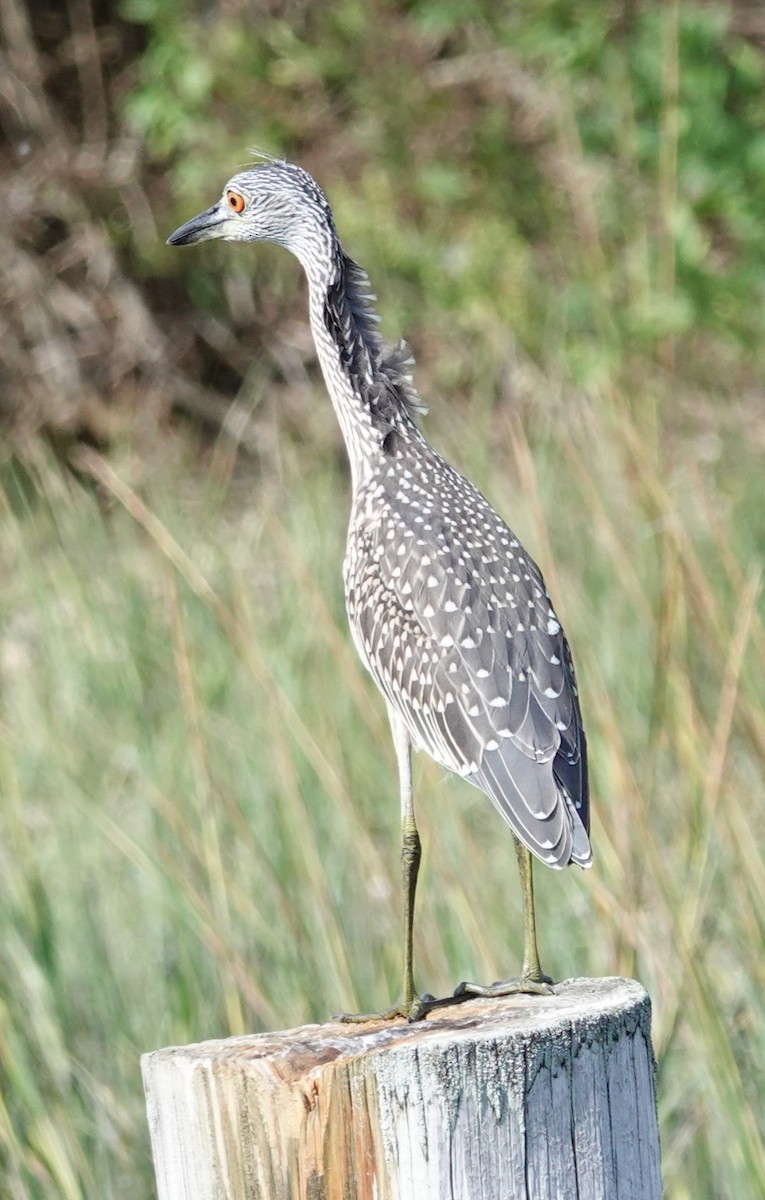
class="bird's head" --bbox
[166,160,335,262]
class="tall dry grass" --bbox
[1,3,764,1196]
[1,338,763,1195]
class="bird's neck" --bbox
[300,244,426,493]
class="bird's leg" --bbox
[453,836,554,1000]
[398,733,421,1015]
[336,711,429,1023]
[514,836,554,989]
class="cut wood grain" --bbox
[142,976,662,1200]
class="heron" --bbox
[167,160,591,1022]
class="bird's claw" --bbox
[406,989,478,1020]
[333,971,556,1026]
[334,994,441,1024]
[454,972,555,999]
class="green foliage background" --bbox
[1,1,764,1196]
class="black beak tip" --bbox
[166,225,195,247]
[165,204,222,248]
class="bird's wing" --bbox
[350,481,590,869]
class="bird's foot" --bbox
[333,973,556,1024]
[334,994,442,1024]
[454,970,555,999]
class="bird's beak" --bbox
[166,202,228,246]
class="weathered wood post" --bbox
[141,976,661,1200]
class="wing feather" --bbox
[346,458,591,869]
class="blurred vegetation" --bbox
[1,0,765,1197]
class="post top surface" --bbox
[142,977,649,1080]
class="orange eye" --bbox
[226,190,245,213]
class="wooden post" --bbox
[141,976,661,1200]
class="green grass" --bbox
[1,357,764,1195]
[3,2,765,1194]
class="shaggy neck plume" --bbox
[321,249,427,453]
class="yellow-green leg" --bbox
[454,836,554,1000]
[336,710,430,1023]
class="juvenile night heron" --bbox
[168,160,591,1022]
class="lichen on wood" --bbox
[142,976,662,1200]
